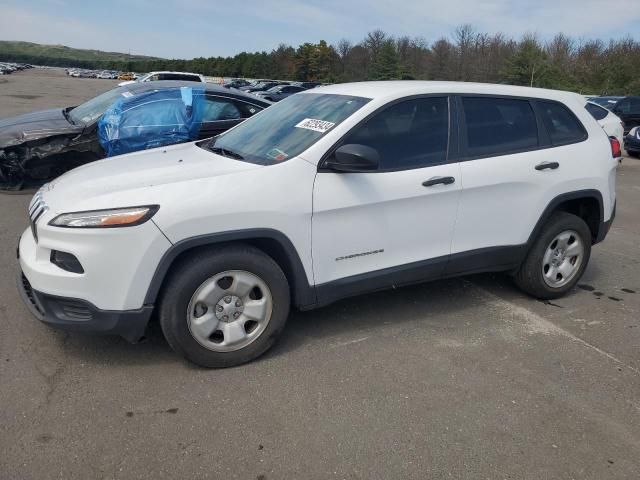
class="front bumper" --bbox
[17,269,152,342]
[18,212,172,311]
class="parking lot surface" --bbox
[1,69,639,479]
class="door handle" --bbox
[422,176,455,187]
[535,161,559,171]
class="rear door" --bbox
[312,96,461,293]
[450,95,588,273]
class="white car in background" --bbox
[118,71,205,86]
[96,71,117,79]
[585,101,624,149]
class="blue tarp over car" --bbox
[98,86,206,157]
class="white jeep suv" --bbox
[17,82,619,367]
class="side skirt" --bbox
[313,244,527,308]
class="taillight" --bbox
[610,136,622,158]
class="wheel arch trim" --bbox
[527,189,605,247]
[144,228,316,308]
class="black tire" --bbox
[514,212,592,300]
[628,150,640,158]
[158,244,290,368]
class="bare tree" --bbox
[453,24,476,81]
[364,29,388,64]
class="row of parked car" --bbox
[64,68,323,104]
[586,95,640,157]
[224,78,324,101]
[66,68,143,80]
[0,62,34,75]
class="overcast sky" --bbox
[1,0,639,58]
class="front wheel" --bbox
[514,212,592,299]
[159,245,290,367]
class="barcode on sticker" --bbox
[295,118,335,133]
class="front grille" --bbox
[28,189,48,242]
[21,273,44,316]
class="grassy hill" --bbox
[0,40,164,68]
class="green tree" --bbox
[370,40,400,80]
[294,43,315,80]
[504,35,550,87]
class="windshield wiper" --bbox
[209,146,244,160]
[62,107,75,125]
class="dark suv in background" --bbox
[612,96,640,157]
[611,96,640,134]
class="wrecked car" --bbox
[0,81,271,190]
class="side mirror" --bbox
[325,144,379,172]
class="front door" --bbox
[312,96,461,299]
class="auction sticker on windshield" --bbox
[295,118,336,133]
[267,148,288,161]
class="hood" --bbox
[42,140,263,212]
[0,108,83,148]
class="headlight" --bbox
[49,205,159,228]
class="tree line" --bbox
[4,26,639,94]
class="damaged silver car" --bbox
[0,81,270,190]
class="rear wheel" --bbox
[159,245,290,367]
[514,212,591,299]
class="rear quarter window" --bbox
[536,101,587,146]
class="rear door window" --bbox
[202,97,243,121]
[536,100,587,146]
[461,97,538,157]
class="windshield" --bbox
[205,93,370,165]
[69,87,132,125]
